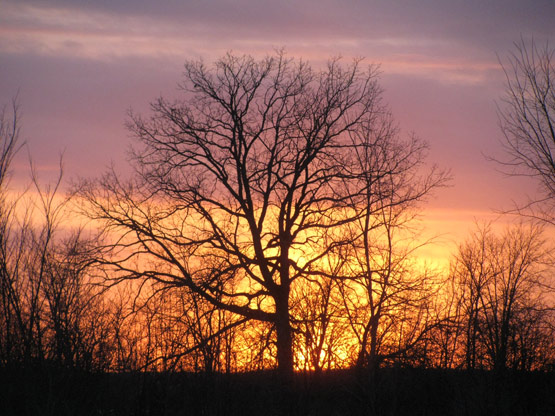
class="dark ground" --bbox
[1,365,554,415]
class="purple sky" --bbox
[1,0,554,263]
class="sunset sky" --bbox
[1,0,554,266]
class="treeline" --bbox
[1,195,554,375]
[1,48,554,379]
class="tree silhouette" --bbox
[0,99,22,365]
[498,39,555,223]
[77,52,447,380]
[451,222,554,371]
[0,100,112,371]
[334,119,443,371]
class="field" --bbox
[2,366,554,415]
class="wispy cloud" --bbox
[0,3,205,60]
[0,1,520,85]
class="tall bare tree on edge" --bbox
[497,39,555,223]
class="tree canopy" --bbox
[77,52,446,378]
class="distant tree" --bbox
[0,100,112,371]
[106,285,146,372]
[41,227,111,371]
[77,52,447,380]
[498,39,555,223]
[425,276,466,369]
[328,115,444,372]
[451,222,554,371]
[292,267,346,372]
[135,284,248,373]
[0,99,23,365]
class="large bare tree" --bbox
[78,52,446,379]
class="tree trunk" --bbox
[275,291,294,383]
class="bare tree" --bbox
[41,228,112,371]
[330,116,445,372]
[133,283,247,373]
[451,222,554,371]
[498,39,555,223]
[107,284,146,371]
[425,276,466,369]
[77,52,446,380]
[0,100,113,371]
[0,99,23,365]
[292,268,347,372]
[0,99,22,191]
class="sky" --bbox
[1,0,554,266]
